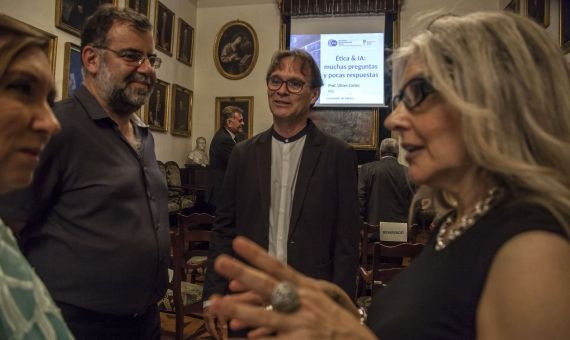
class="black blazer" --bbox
[358,156,414,225]
[206,128,236,207]
[204,121,360,298]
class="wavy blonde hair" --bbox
[393,11,570,236]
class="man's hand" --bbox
[204,306,228,340]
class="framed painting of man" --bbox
[309,107,379,150]
[56,0,117,37]
[177,18,194,66]
[213,20,258,80]
[525,0,549,27]
[561,0,570,53]
[145,79,170,132]
[154,1,175,56]
[215,96,254,139]
[62,42,83,99]
[171,85,193,137]
[126,0,150,17]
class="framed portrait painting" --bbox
[561,0,570,54]
[171,85,193,137]
[56,0,117,37]
[215,96,254,139]
[504,0,520,13]
[62,42,83,99]
[8,16,58,77]
[214,20,259,80]
[126,0,150,17]
[525,0,549,27]
[309,107,379,150]
[177,19,194,66]
[155,1,175,56]
[145,79,170,132]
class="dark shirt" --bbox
[367,199,566,339]
[0,85,170,315]
[358,156,414,225]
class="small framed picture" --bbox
[504,0,520,13]
[561,0,570,53]
[126,0,150,17]
[8,16,58,77]
[62,42,83,99]
[145,79,170,132]
[177,18,194,66]
[214,20,259,80]
[215,96,254,139]
[525,0,549,27]
[154,1,175,56]
[171,85,193,137]
[309,107,379,150]
[55,0,117,37]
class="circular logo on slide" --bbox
[328,39,338,47]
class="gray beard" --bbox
[95,61,154,116]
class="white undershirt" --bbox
[268,135,306,263]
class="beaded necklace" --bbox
[435,187,502,251]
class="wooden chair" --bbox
[165,161,195,211]
[169,213,214,340]
[356,221,375,297]
[370,242,424,295]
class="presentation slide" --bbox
[290,33,384,106]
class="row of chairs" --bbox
[157,161,195,214]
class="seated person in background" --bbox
[358,137,414,238]
[207,11,570,340]
[0,14,72,339]
[188,136,209,166]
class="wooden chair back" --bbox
[170,213,214,339]
[371,242,424,295]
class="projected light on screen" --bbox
[290,32,384,107]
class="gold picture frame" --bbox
[55,0,117,37]
[126,0,150,17]
[309,108,379,150]
[170,84,193,137]
[561,0,570,53]
[145,78,170,132]
[154,1,175,56]
[525,0,550,28]
[213,20,259,80]
[62,42,83,99]
[177,18,194,66]
[8,16,57,77]
[215,96,254,139]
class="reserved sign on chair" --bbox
[379,222,407,242]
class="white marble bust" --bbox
[188,136,209,166]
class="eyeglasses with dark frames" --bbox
[267,76,306,94]
[392,77,436,111]
[94,46,162,69]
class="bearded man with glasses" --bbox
[203,49,360,339]
[0,5,169,339]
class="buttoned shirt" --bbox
[268,127,307,263]
[0,85,170,315]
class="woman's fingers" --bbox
[214,254,277,298]
[222,289,265,306]
[232,236,305,285]
[209,295,289,332]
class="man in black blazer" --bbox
[206,106,244,210]
[358,138,414,226]
[203,50,360,339]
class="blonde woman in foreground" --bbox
[207,11,570,340]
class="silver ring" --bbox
[270,281,300,313]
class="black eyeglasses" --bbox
[392,77,436,111]
[267,76,306,94]
[94,46,162,69]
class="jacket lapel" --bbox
[256,129,272,219]
[288,122,323,238]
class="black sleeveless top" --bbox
[366,200,566,339]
